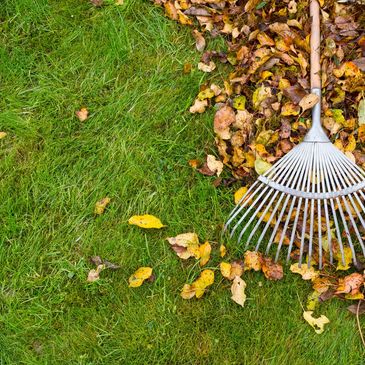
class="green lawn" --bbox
[0,0,364,364]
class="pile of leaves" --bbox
[155,0,364,179]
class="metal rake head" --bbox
[225,141,365,269]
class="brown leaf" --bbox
[261,257,283,280]
[299,93,320,112]
[192,30,206,52]
[283,85,307,104]
[336,273,364,295]
[214,105,235,140]
[348,301,365,315]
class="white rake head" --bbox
[225,141,365,269]
[224,0,365,269]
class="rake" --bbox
[225,0,365,269]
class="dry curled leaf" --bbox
[192,29,206,52]
[290,263,319,280]
[303,311,330,334]
[75,107,88,122]
[244,251,262,272]
[299,93,319,112]
[231,276,247,307]
[189,99,208,114]
[167,232,200,260]
[198,61,216,73]
[94,197,111,215]
[128,267,153,288]
[87,264,105,282]
[128,214,165,229]
[261,257,283,281]
[336,272,364,296]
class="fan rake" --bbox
[225,0,365,269]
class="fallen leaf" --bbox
[90,256,120,270]
[220,244,227,258]
[231,276,247,307]
[198,61,216,73]
[233,96,247,111]
[359,99,365,125]
[90,0,103,6]
[336,272,364,295]
[261,257,283,280]
[306,291,320,311]
[94,197,111,215]
[348,301,365,315]
[299,93,319,112]
[75,107,88,122]
[290,263,319,280]
[0,132,7,139]
[234,186,248,205]
[199,154,224,177]
[220,262,232,279]
[189,99,208,114]
[188,159,200,169]
[128,267,153,288]
[181,269,214,299]
[128,214,165,229]
[312,277,332,294]
[167,232,200,260]
[214,105,235,140]
[87,264,105,282]
[254,158,272,175]
[244,251,262,271]
[192,30,206,52]
[199,241,211,266]
[336,246,352,271]
[303,311,330,334]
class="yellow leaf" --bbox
[198,88,215,100]
[234,186,248,205]
[75,107,88,122]
[290,263,319,280]
[281,102,300,116]
[336,246,352,271]
[128,214,165,229]
[87,264,105,283]
[220,244,227,258]
[345,292,364,300]
[244,251,262,271]
[306,291,320,311]
[194,270,214,298]
[220,262,232,279]
[128,267,153,288]
[199,241,211,267]
[233,96,247,110]
[345,134,356,153]
[231,276,247,307]
[0,132,7,139]
[303,311,330,334]
[181,283,195,299]
[167,233,200,260]
[94,197,111,215]
[255,158,272,175]
[312,277,332,294]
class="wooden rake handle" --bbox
[310,0,321,89]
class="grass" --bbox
[0,0,364,363]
